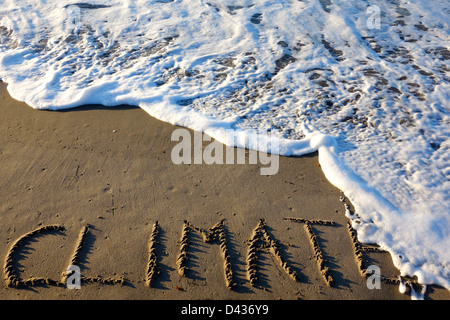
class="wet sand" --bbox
[1,81,448,301]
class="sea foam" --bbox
[0,0,449,294]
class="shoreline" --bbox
[0,81,448,300]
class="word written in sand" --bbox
[3,215,418,291]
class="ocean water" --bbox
[0,0,449,294]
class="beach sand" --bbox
[0,81,448,301]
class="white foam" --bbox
[0,0,449,294]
